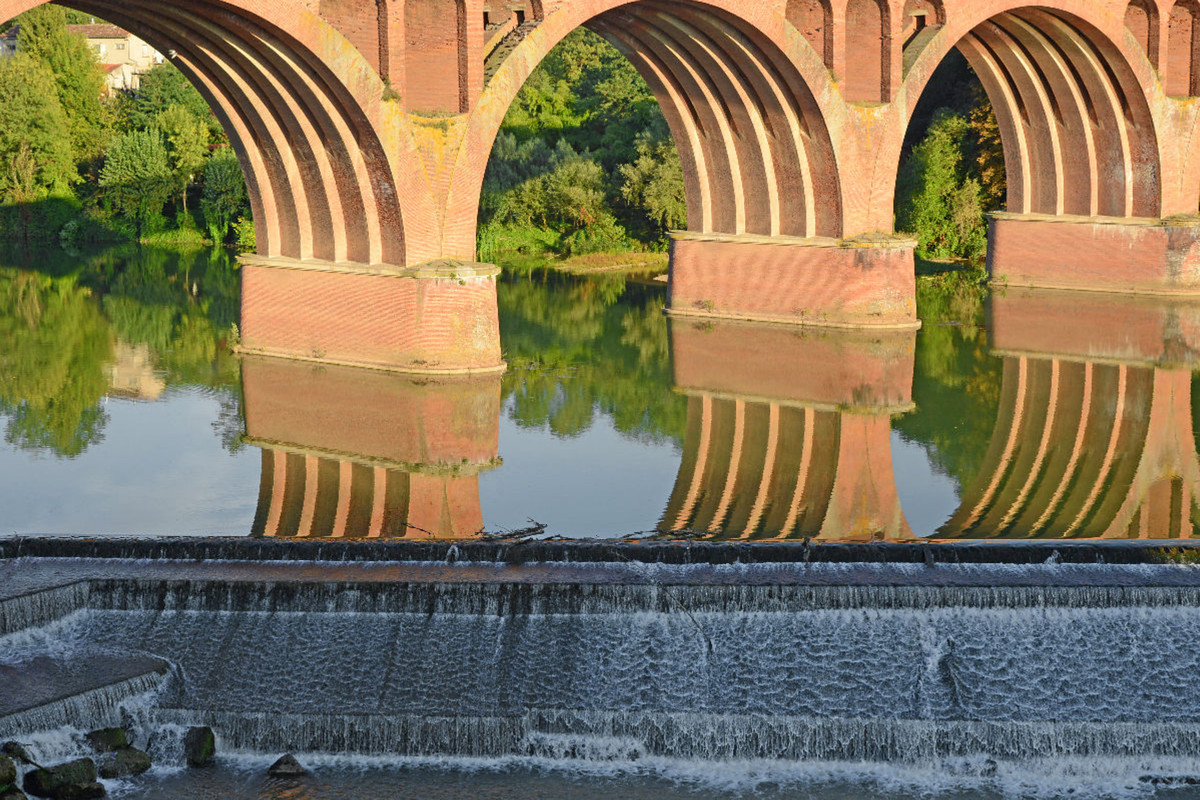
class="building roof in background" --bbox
[0,23,130,40]
[66,24,129,38]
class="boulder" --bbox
[0,755,16,787]
[0,745,36,768]
[0,787,27,800]
[96,748,151,780]
[83,730,127,754]
[21,759,104,799]
[183,727,214,768]
[266,754,307,778]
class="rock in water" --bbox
[267,754,308,778]
[83,730,127,754]
[22,759,105,799]
[0,785,28,799]
[0,755,16,787]
[96,748,151,780]
[183,727,214,768]
[0,745,36,768]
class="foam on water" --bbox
[8,566,1200,797]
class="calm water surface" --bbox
[2,245,1197,540]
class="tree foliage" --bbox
[201,147,247,241]
[130,62,219,137]
[0,53,76,199]
[155,103,209,212]
[895,110,988,261]
[619,129,687,232]
[481,29,685,255]
[99,130,173,237]
[16,4,110,159]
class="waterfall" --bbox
[0,582,89,637]
[6,551,1200,773]
[0,669,167,738]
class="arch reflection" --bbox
[941,290,1200,540]
[662,319,916,541]
[242,357,500,539]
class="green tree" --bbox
[99,130,173,238]
[130,62,219,138]
[16,4,110,159]
[201,147,247,241]
[155,103,209,213]
[895,109,988,261]
[479,29,685,257]
[620,130,687,234]
[0,53,76,198]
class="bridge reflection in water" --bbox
[942,290,1200,540]
[242,357,500,539]
[237,288,1200,541]
[662,320,916,542]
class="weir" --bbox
[5,556,1200,769]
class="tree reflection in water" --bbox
[0,245,241,459]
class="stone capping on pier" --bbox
[2,537,1199,566]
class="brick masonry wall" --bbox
[240,261,504,373]
[989,215,1200,294]
[668,236,918,329]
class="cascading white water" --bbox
[0,582,89,636]
[6,569,1200,766]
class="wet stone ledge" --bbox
[1,536,1200,566]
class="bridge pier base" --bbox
[666,233,919,330]
[238,256,505,375]
[988,213,1200,295]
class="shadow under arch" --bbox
[3,0,409,267]
[450,0,845,253]
[900,5,1162,220]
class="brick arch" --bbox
[1168,0,1200,96]
[445,0,846,259]
[902,5,1163,220]
[1125,0,1160,65]
[844,0,890,102]
[0,0,414,267]
[786,0,833,68]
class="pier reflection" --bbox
[940,290,1200,540]
[662,319,916,541]
[242,357,500,539]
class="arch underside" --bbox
[587,1,842,238]
[63,0,405,265]
[951,7,1161,218]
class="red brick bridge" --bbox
[19,0,1200,371]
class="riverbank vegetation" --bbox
[0,5,250,249]
[482,35,1007,270]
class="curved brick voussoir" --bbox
[897,0,1174,221]
[19,0,417,269]
[444,0,849,260]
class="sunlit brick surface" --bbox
[240,261,503,374]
